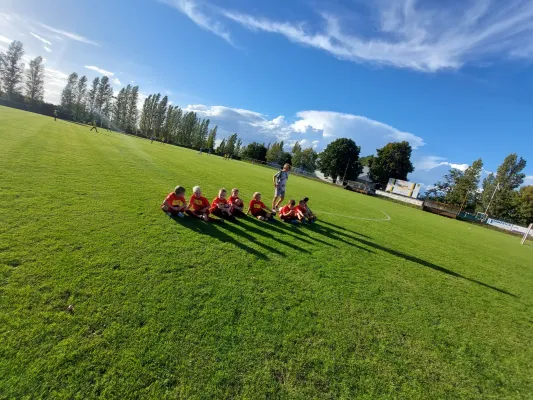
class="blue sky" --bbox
[1,0,532,186]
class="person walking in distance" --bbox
[272,163,291,212]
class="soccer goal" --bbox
[521,223,533,245]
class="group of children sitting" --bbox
[161,186,317,224]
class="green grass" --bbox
[1,106,532,399]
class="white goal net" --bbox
[521,223,533,245]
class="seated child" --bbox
[301,197,317,222]
[187,186,211,222]
[247,192,273,221]
[210,188,235,221]
[229,188,245,217]
[279,199,299,223]
[161,185,187,217]
[294,200,309,223]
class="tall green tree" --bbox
[180,111,197,146]
[95,76,113,117]
[206,126,217,151]
[369,141,414,185]
[126,86,139,133]
[292,141,302,154]
[292,147,318,172]
[427,169,465,203]
[25,56,45,103]
[482,154,527,219]
[73,76,88,121]
[360,155,375,167]
[61,72,78,115]
[317,138,363,183]
[241,142,267,161]
[225,133,238,156]
[86,77,100,117]
[0,40,25,100]
[517,186,533,226]
[216,138,226,155]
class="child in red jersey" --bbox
[187,186,211,222]
[302,197,317,223]
[247,192,273,221]
[294,200,308,223]
[279,199,300,224]
[161,185,187,217]
[210,188,235,221]
[228,188,245,217]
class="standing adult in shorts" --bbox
[272,163,291,212]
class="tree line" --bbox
[427,154,531,225]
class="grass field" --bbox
[1,106,532,399]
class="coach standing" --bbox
[272,163,291,212]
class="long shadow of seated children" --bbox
[173,215,277,260]
[247,216,336,249]
[222,218,311,255]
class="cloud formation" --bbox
[39,23,99,46]
[172,0,533,72]
[161,0,234,45]
[85,65,114,76]
[415,156,469,172]
[112,77,121,86]
[0,34,11,44]
[183,104,424,153]
[29,32,51,45]
[44,46,51,52]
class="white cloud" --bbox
[44,46,52,52]
[525,176,533,185]
[0,34,12,44]
[85,65,114,76]
[39,23,99,46]
[29,32,51,45]
[112,77,121,86]
[415,156,469,171]
[183,104,424,152]
[43,68,69,104]
[161,0,235,46]
[221,0,533,71]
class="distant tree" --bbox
[25,56,45,103]
[427,169,465,202]
[292,147,318,172]
[216,138,226,155]
[235,137,243,156]
[154,95,168,138]
[193,118,209,149]
[481,153,527,220]
[369,141,414,185]
[292,141,302,154]
[225,133,238,156]
[206,126,217,151]
[86,77,100,117]
[241,142,267,161]
[61,72,78,115]
[73,75,88,121]
[126,86,139,133]
[317,138,363,183]
[180,111,197,146]
[0,40,25,100]
[360,155,375,167]
[95,76,113,117]
[266,141,290,165]
[517,186,533,225]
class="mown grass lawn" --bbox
[1,106,532,399]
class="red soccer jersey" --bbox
[249,200,266,215]
[210,197,228,212]
[165,193,186,208]
[229,195,239,204]
[294,205,306,215]
[280,205,295,216]
[189,195,210,212]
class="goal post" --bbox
[521,223,533,245]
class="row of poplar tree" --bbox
[0,41,46,104]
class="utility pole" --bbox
[484,182,500,217]
[342,158,351,184]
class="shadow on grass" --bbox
[315,222,517,297]
[316,219,372,239]
[173,216,280,260]
[247,217,337,248]
[222,219,311,254]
